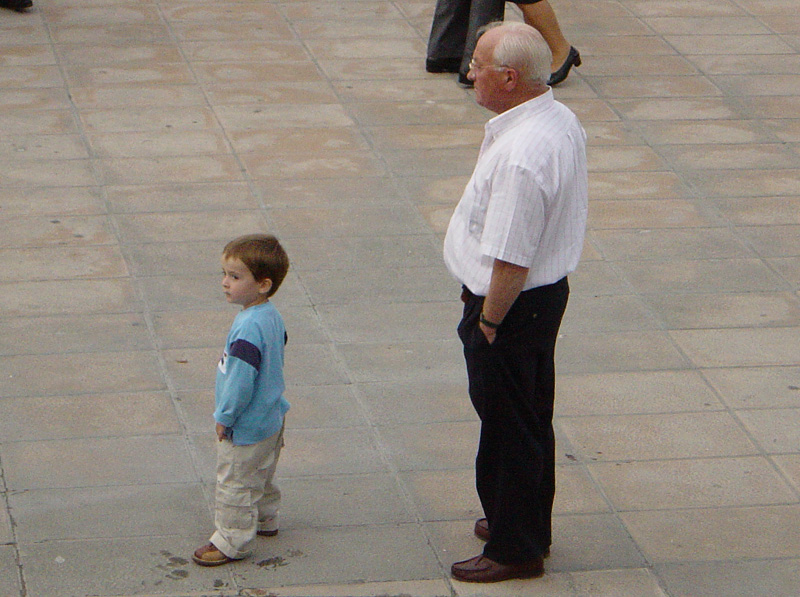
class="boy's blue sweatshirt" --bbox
[214,301,289,446]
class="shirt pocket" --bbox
[467,176,491,235]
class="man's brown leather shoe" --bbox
[474,517,490,541]
[451,554,544,583]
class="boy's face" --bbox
[221,256,272,309]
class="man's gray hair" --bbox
[479,21,552,86]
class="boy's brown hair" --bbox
[223,234,289,298]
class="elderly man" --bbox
[443,22,588,583]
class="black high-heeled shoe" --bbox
[0,0,33,11]
[548,47,581,86]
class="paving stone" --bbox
[670,327,800,367]
[0,278,141,317]
[588,456,797,510]
[557,370,724,415]
[556,330,689,374]
[622,505,800,562]
[248,579,451,597]
[591,227,753,261]
[702,365,800,409]
[0,547,22,597]
[279,473,415,528]
[69,84,208,109]
[283,384,368,429]
[560,294,660,333]
[0,185,104,216]
[285,234,442,272]
[19,536,237,597]
[357,379,476,426]
[0,245,128,281]
[656,559,800,597]
[337,339,466,383]
[0,392,179,441]
[97,155,245,185]
[11,484,208,543]
[772,454,800,491]
[105,182,258,213]
[714,196,800,226]
[318,301,459,342]
[0,134,88,161]
[244,149,388,179]
[229,126,370,154]
[0,503,12,543]
[0,350,164,398]
[0,312,152,355]
[567,568,669,596]
[588,170,689,199]
[267,204,430,238]
[587,198,714,229]
[642,291,800,328]
[3,157,97,187]
[736,408,800,453]
[378,421,481,471]
[589,74,723,99]
[614,258,787,294]
[279,427,386,477]
[116,210,267,244]
[558,412,758,461]
[231,524,442,587]
[3,435,195,491]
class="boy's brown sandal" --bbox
[192,543,235,567]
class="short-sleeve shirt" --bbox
[443,89,588,296]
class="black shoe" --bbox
[1,0,32,11]
[548,46,581,86]
[426,57,461,74]
[457,72,473,88]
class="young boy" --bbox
[192,234,291,567]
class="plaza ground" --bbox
[1,0,800,595]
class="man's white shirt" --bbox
[443,89,588,296]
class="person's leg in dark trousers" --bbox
[426,0,470,72]
[426,0,505,78]
[458,279,568,564]
[459,0,505,81]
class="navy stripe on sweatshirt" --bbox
[228,339,261,370]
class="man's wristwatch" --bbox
[479,313,501,329]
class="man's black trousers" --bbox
[458,277,569,564]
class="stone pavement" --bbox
[1,0,799,595]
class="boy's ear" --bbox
[258,277,273,296]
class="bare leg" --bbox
[515,0,571,72]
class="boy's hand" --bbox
[216,423,229,442]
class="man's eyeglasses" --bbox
[468,58,510,72]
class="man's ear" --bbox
[258,277,273,296]
[504,67,519,90]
